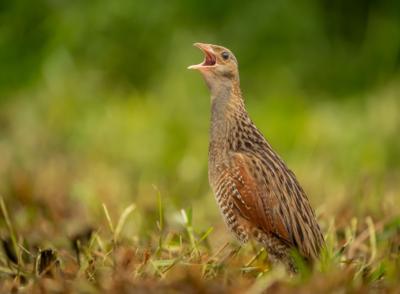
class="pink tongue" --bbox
[205,53,215,65]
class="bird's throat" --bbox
[209,81,245,151]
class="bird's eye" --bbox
[221,51,229,60]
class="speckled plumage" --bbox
[189,43,325,272]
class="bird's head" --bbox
[188,43,239,92]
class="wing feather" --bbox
[228,152,323,259]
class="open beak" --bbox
[188,43,217,70]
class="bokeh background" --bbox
[0,0,399,246]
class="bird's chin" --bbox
[188,43,217,70]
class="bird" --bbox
[188,43,325,272]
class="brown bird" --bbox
[189,43,325,272]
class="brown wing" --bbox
[228,152,323,259]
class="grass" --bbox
[0,194,399,293]
[0,70,399,292]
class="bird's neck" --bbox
[209,79,247,151]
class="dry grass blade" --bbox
[209,242,230,262]
[366,217,377,265]
[348,218,386,260]
[102,203,115,234]
[245,248,265,268]
[114,203,136,242]
[0,196,21,266]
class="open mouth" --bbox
[188,43,216,70]
[202,49,216,66]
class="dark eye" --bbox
[221,51,229,60]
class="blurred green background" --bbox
[0,0,399,242]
